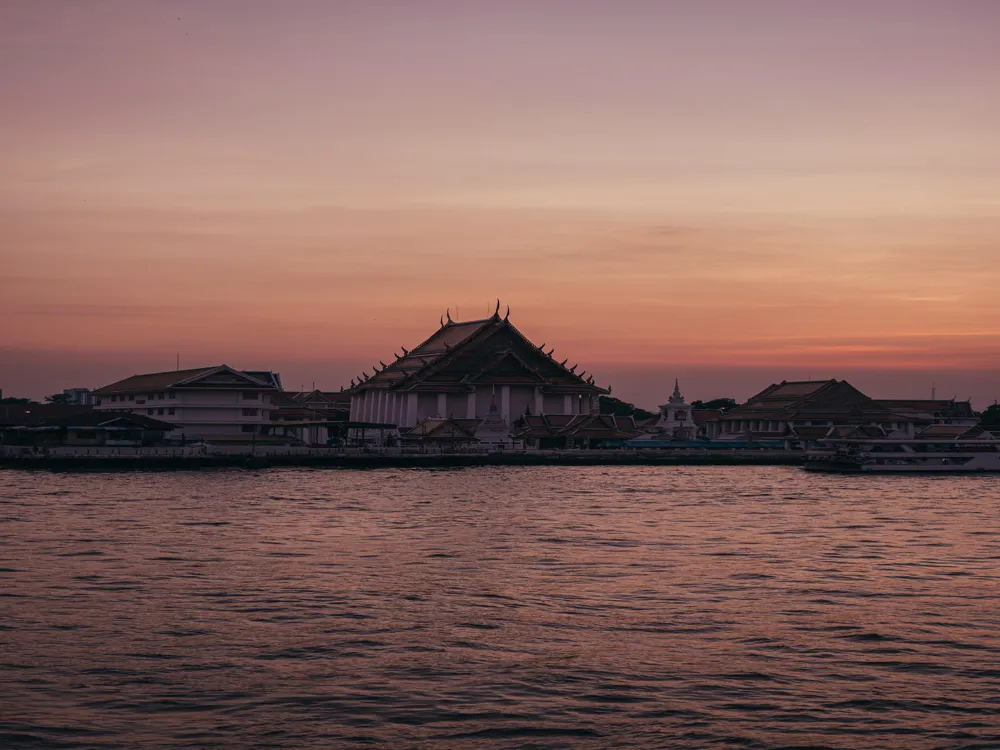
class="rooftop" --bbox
[724,380,896,421]
[19,412,176,431]
[94,365,282,395]
[349,306,606,394]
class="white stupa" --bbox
[654,379,696,440]
[475,391,514,449]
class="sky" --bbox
[1,0,999,408]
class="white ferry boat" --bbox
[805,435,1000,473]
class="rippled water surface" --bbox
[2,467,1000,748]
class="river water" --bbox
[1,467,999,748]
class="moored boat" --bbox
[805,435,1000,473]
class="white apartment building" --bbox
[62,388,94,405]
[92,365,282,441]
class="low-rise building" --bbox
[874,399,978,432]
[92,365,282,442]
[513,413,639,449]
[268,389,352,446]
[13,412,176,447]
[399,417,483,450]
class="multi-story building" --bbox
[61,388,94,405]
[92,365,282,441]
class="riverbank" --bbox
[0,450,805,472]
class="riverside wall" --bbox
[0,447,805,472]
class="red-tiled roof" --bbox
[513,413,639,440]
[283,390,351,407]
[94,367,214,394]
[826,424,887,439]
[723,380,894,421]
[692,409,723,423]
[401,417,483,440]
[876,399,976,419]
[351,314,606,394]
[21,412,176,430]
[94,365,280,395]
[916,424,986,439]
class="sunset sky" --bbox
[2,0,998,407]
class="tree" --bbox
[0,396,36,405]
[599,395,656,420]
[690,398,738,412]
[44,393,71,404]
[978,404,1000,427]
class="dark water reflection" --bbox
[2,467,999,748]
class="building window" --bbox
[158,393,165,400]
[157,408,165,415]
[110,395,117,402]
[241,424,256,433]
[168,408,175,415]
[242,392,259,400]
[168,392,175,399]
[148,408,154,415]
[128,395,135,401]
[242,408,259,417]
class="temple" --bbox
[632,378,720,443]
[714,379,926,447]
[348,304,608,430]
[654,379,697,440]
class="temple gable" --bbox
[347,307,608,428]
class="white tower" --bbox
[656,379,695,439]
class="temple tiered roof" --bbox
[400,417,481,441]
[721,380,898,423]
[350,308,607,394]
[513,413,639,441]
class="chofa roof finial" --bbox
[494,299,500,317]
[446,308,453,324]
[504,305,510,320]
